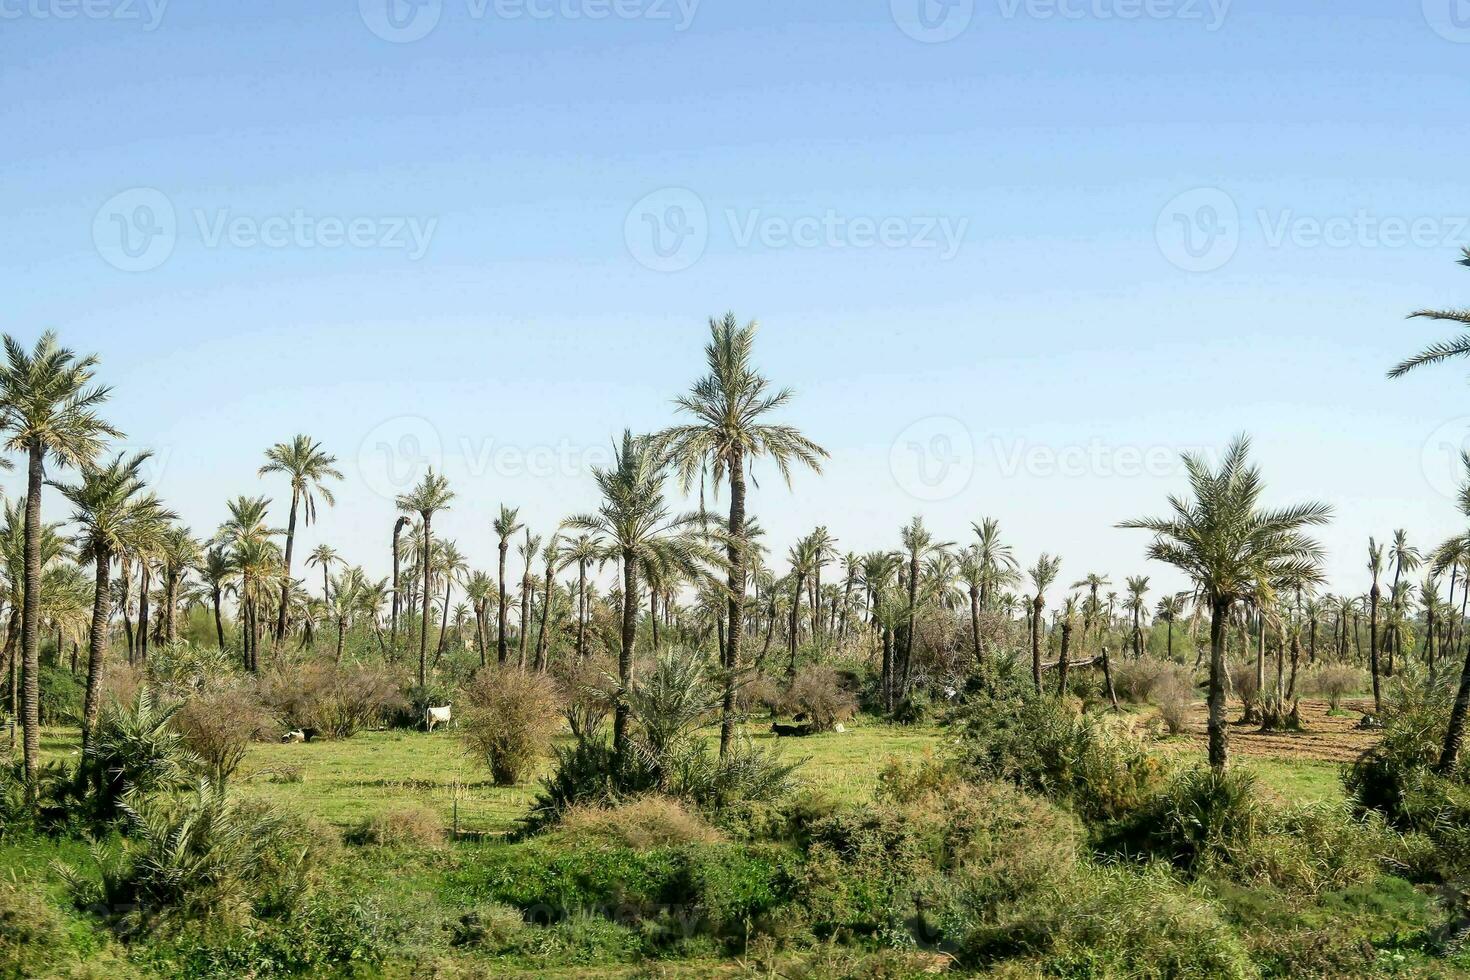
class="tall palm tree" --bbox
[785,533,818,678]
[463,570,495,666]
[1027,554,1061,692]
[196,545,235,650]
[564,430,716,757]
[49,451,173,753]
[1125,575,1151,658]
[535,533,562,672]
[898,517,950,701]
[1121,435,1330,770]
[806,526,837,648]
[0,331,119,795]
[654,313,827,757]
[214,495,277,671]
[1430,453,1470,772]
[158,525,200,645]
[306,543,340,606]
[435,540,467,657]
[969,518,1018,664]
[558,532,600,662]
[517,529,541,668]
[1385,529,1421,677]
[492,505,523,665]
[390,515,409,651]
[258,435,341,642]
[396,470,454,687]
[1367,537,1385,714]
[1155,592,1185,659]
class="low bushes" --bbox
[346,804,446,849]
[257,661,402,740]
[1304,663,1368,710]
[459,667,560,785]
[555,796,724,849]
[783,667,857,732]
[173,682,276,784]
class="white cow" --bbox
[425,704,452,733]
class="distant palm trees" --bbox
[259,435,341,643]
[1027,554,1061,692]
[656,314,826,757]
[0,332,119,793]
[396,469,454,687]
[1122,436,1330,770]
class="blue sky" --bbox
[2,1,1469,600]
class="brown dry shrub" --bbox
[346,804,445,849]
[257,660,404,739]
[173,683,277,783]
[1304,663,1367,710]
[460,668,560,785]
[553,795,724,849]
[1111,657,1193,704]
[738,673,786,717]
[785,666,857,731]
[1152,672,1195,735]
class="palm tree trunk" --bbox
[615,548,638,758]
[497,539,510,665]
[336,620,345,663]
[437,578,451,656]
[138,562,151,664]
[787,572,803,678]
[391,517,406,650]
[276,488,299,642]
[576,560,588,662]
[475,603,487,667]
[1208,596,1230,770]
[719,450,748,757]
[19,443,43,797]
[1438,632,1470,771]
[969,584,981,666]
[80,551,112,756]
[1369,584,1382,714]
[903,552,919,699]
[120,555,134,663]
[1030,598,1044,693]
[536,565,553,671]
[1056,621,1072,697]
[419,516,432,687]
[213,588,225,649]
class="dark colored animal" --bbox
[771,722,814,738]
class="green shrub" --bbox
[345,804,445,849]
[957,689,1166,822]
[459,667,560,785]
[1345,682,1457,829]
[155,897,391,978]
[85,687,197,820]
[1125,767,1262,873]
[0,879,66,978]
[39,663,84,725]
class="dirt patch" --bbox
[1171,697,1379,764]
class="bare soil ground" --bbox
[1178,696,1379,763]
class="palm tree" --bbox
[158,525,200,645]
[1367,537,1385,714]
[305,543,340,607]
[534,533,562,672]
[395,469,454,687]
[0,331,119,795]
[1120,435,1330,770]
[215,495,277,671]
[898,517,951,701]
[654,313,827,757]
[492,505,523,665]
[516,530,540,667]
[462,570,495,666]
[1155,593,1185,659]
[390,515,409,651]
[1027,554,1062,692]
[564,430,716,757]
[558,533,599,662]
[1125,575,1151,658]
[258,435,341,642]
[435,540,467,658]
[1388,246,1470,380]
[49,451,173,753]
[785,533,818,678]
[1429,453,1470,772]
[1385,529,1421,677]
[969,518,1018,665]
[196,545,235,650]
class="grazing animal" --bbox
[771,722,814,738]
[425,704,453,733]
[282,729,306,743]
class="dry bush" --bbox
[100,661,144,709]
[1111,657,1192,704]
[1304,663,1367,710]
[258,660,404,739]
[738,673,786,717]
[173,683,277,783]
[1228,658,1260,707]
[785,666,857,731]
[460,667,560,785]
[554,795,724,849]
[1153,672,1194,735]
[346,804,445,849]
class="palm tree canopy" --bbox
[0,330,121,469]
[258,434,342,525]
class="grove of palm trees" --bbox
[11,6,1470,979]
[0,280,1468,977]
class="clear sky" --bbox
[2,0,1469,602]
